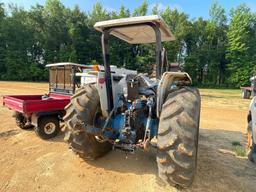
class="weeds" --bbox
[234,146,246,157]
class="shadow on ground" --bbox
[1,126,66,143]
[0,129,20,138]
[186,128,256,192]
[78,128,256,192]
[86,147,158,175]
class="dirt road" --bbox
[0,82,256,192]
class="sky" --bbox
[1,0,256,19]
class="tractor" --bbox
[63,15,201,188]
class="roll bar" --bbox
[101,22,162,113]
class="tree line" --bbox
[0,0,255,87]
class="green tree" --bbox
[133,0,148,16]
[184,18,209,84]
[161,7,192,68]
[206,1,227,85]
[42,0,69,63]
[0,0,255,87]
[0,3,6,77]
[3,6,37,80]
[227,4,255,86]
[152,3,160,15]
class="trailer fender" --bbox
[31,111,62,127]
[157,72,192,117]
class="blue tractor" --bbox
[63,15,201,188]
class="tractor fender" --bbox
[249,97,256,144]
[156,72,192,117]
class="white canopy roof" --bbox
[94,15,175,44]
[46,62,88,68]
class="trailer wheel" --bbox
[157,87,201,188]
[14,112,34,129]
[35,116,60,139]
[63,85,112,160]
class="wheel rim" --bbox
[44,122,56,135]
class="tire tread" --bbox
[157,86,201,188]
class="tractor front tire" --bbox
[157,87,201,188]
[248,143,256,163]
[63,85,112,160]
[247,121,256,163]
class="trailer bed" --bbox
[3,93,70,115]
[240,86,253,91]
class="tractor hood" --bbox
[94,15,175,44]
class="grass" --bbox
[231,141,246,157]
[233,146,247,157]
[199,88,241,93]
[199,88,251,110]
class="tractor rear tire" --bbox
[157,87,201,188]
[63,85,112,160]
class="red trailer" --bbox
[2,63,87,139]
[240,86,253,99]
[240,76,256,99]
[3,93,70,139]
